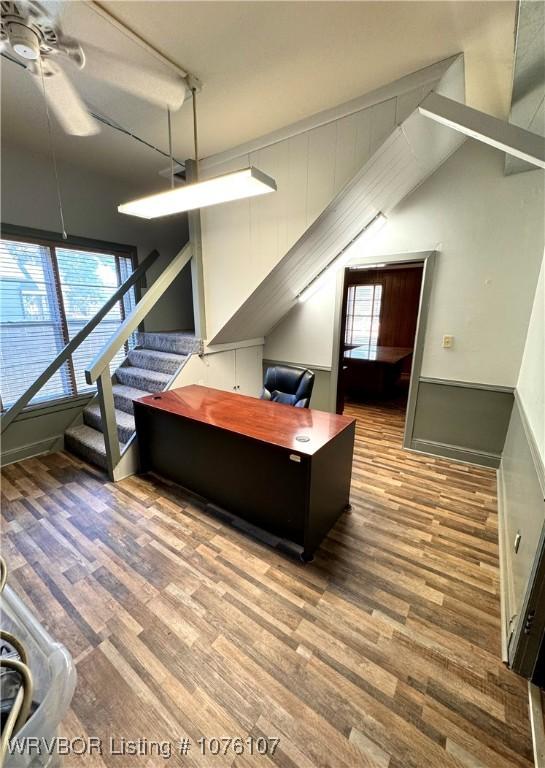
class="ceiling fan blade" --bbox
[80,43,187,111]
[31,64,100,136]
[17,0,63,23]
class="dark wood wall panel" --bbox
[377,266,423,348]
[347,264,423,373]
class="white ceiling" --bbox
[1,1,517,188]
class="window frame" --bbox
[0,223,138,412]
[344,282,383,351]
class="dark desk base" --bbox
[134,403,355,560]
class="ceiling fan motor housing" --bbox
[7,20,39,59]
[0,1,63,58]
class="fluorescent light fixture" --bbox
[118,167,277,219]
[298,213,387,302]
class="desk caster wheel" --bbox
[344,504,353,513]
[300,551,314,564]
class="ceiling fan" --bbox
[0,0,189,136]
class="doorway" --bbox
[336,261,424,419]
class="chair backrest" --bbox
[261,365,315,408]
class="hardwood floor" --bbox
[1,400,533,767]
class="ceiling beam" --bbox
[87,1,201,92]
[419,92,545,169]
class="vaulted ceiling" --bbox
[1,1,517,187]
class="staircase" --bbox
[65,331,201,470]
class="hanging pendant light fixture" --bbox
[118,89,277,219]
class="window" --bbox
[344,283,382,351]
[0,235,136,410]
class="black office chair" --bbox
[261,365,315,408]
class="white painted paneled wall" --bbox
[517,257,545,459]
[265,141,545,389]
[174,344,264,398]
[201,93,421,341]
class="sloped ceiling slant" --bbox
[209,56,466,345]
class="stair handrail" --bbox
[84,242,193,479]
[0,249,161,435]
[85,242,193,386]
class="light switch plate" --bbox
[442,335,454,349]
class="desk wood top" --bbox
[135,385,355,456]
[344,345,413,363]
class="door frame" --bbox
[329,250,437,450]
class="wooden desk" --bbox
[134,385,355,560]
[344,345,413,364]
[342,345,413,397]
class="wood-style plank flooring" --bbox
[1,400,533,767]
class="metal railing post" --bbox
[97,368,120,480]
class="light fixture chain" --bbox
[38,60,67,239]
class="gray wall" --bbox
[499,394,545,669]
[1,394,93,465]
[409,379,514,468]
[499,250,545,675]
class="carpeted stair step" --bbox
[83,402,135,444]
[64,330,201,472]
[112,383,150,414]
[136,331,202,356]
[65,424,127,470]
[115,366,170,393]
[126,348,185,376]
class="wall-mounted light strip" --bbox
[297,213,387,302]
[118,167,277,219]
[349,262,386,270]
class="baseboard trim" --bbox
[1,435,64,466]
[410,438,501,468]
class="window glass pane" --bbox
[345,282,382,350]
[56,248,131,393]
[0,239,135,412]
[119,255,137,351]
[0,238,70,408]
